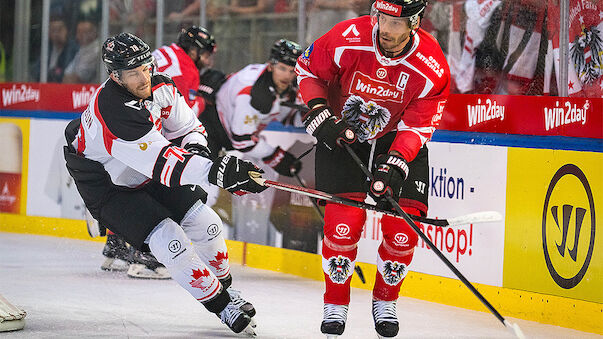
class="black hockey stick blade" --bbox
[248,172,501,227]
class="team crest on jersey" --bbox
[342,95,391,142]
[326,255,352,284]
[571,25,603,85]
[302,43,313,59]
[381,260,408,286]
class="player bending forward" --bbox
[296,0,450,337]
[63,32,266,336]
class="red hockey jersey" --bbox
[152,43,203,114]
[296,16,450,162]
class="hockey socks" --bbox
[147,218,223,303]
[321,237,357,305]
[181,202,231,280]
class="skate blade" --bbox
[325,335,340,339]
[241,323,256,337]
[127,264,171,279]
[101,258,129,271]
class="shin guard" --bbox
[181,202,231,280]
[147,218,223,303]
[373,207,420,301]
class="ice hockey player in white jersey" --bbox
[63,32,266,336]
[204,39,305,177]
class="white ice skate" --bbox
[321,303,348,338]
[219,300,256,337]
[372,299,399,338]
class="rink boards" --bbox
[0,88,602,334]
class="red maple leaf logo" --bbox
[209,251,229,270]
[189,268,212,289]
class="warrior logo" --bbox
[326,255,352,284]
[381,260,407,286]
[342,95,391,142]
[570,25,603,85]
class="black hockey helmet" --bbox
[269,39,302,67]
[102,32,153,73]
[177,26,216,54]
[371,0,427,28]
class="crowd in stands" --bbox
[1,0,601,97]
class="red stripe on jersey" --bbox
[156,48,173,71]
[237,86,252,96]
[195,280,221,302]
[92,89,117,155]
[77,121,86,155]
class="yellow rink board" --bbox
[1,213,601,334]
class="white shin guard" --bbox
[181,202,231,280]
[147,218,222,303]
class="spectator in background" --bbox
[63,19,100,83]
[305,0,358,45]
[227,0,271,15]
[31,17,78,83]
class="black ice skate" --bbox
[100,234,129,271]
[372,299,399,338]
[218,300,256,336]
[320,303,348,338]
[227,287,256,317]
[127,247,170,279]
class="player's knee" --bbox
[181,202,224,244]
[323,202,365,246]
[381,208,420,251]
[147,218,194,267]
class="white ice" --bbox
[0,232,598,338]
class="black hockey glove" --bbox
[208,155,267,195]
[369,154,409,210]
[262,147,302,177]
[302,106,357,150]
[184,143,212,160]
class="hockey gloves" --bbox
[209,155,267,195]
[262,147,302,177]
[302,106,357,150]
[369,154,409,210]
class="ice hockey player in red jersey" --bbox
[296,0,450,337]
[63,32,266,336]
[152,26,218,116]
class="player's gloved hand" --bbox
[302,105,357,150]
[184,143,212,159]
[369,153,409,210]
[262,147,302,177]
[208,155,267,195]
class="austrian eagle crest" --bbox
[381,260,407,286]
[342,95,391,142]
[570,25,603,85]
[327,255,352,284]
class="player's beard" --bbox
[125,79,152,99]
[379,30,411,58]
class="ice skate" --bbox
[100,234,129,271]
[227,287,256,327]
[321,303,348,338]
[218,300,256,336]
[127,247,170,279]
[372,299,399,338]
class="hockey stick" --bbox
[341,144,524,338]
[249,174,500,227]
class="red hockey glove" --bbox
[369,154,409,210]
[262,147,302,177]
[302,106,357,150]
[209,155,267,195]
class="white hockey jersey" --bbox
[215,63,302,160]
[71,75,212,189]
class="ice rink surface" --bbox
[0,232,599,338]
